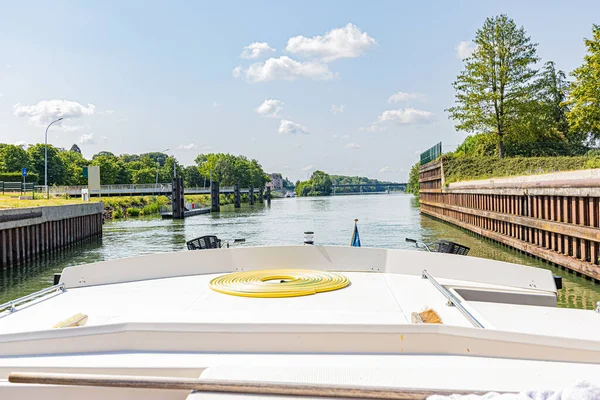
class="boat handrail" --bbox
[421,270,484,328]
[0,283,66,314]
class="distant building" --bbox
[267,173,283,189]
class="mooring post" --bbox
[234,184,241,208]
[266,186,271,204]
[211,181,220,212]
[249,187,255,205]
[171,177,185,219]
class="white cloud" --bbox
[377,108,434,125]
[79,132,95,144]
[388,91,427,103]
[177,143,196,150]
[234,56,334,82]
[240,42,276,59]
[14,140,27,147]
[285,23,377,62]
[361,108,434,132]
[379,166,390,173]
[256,99,284,117]
[456,41,476,59]
[278,119,309,135]
[330,104,345,114]
[14,99,96,127]
[102,136,108,142]
[301,164,314,171]
[232,66,243,78]
[345,142,360,150]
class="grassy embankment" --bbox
[0,194,228,218]
[442,154,600,185]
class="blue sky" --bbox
[1,1,598,181]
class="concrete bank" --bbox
[0,203,103,267]
[419,160,600,280]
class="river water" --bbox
[1,194,599,308]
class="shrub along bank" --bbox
[442,154,600,184]
[103,193,254,219]
[406,153,600,196]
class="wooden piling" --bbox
[249,187,255,205]
[234,184,241,208]
[211,181,220,212]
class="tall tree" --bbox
[447,14,539,158]
[26,144,66,185]
[0,144,30,172]
[566,24,600,143]
[59,150,88,185]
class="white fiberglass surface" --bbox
[0,271,476,335]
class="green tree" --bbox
[26,144,66,185]
[160,156,184,182]
[90,155,124,184]
[132,168,156,184]
[59,150,89,185]
[447,14,539,158]
[295,170,332,196]
[143,152,169,167]
[405,162,420,195]
[92,151,115,159]
[195,153,269,187]
[0,144,30,172]
[566,24,600,142]
[183,165,203,187]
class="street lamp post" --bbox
[45,118,64,198]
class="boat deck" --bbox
[0,272,478,334]
[0,246,598,398]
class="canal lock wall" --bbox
[419,159,600,280]
[0,203,103,268]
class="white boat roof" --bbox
[0,245,599,398]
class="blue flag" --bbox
[351,219,361,247]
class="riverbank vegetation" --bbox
[294,171,403,197]
[448,18,599,159]
[0,144,270,190]
[407,20,600,195]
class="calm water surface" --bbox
[1,194,599,308]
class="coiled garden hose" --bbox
[209,269,350,298]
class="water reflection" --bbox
[1,194,599,308]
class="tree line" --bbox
[295,171,402,196]
[448,16,600,158]
[407,17,600,195]
[0,143,270,188]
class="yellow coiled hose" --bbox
[209,269,350,298]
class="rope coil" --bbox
[209,269,350,298]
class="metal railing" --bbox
[420,142,442,165]
[0,182,35,195]
[46,184,264,196]
[0,283,66,314]
[421,270,484,328]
